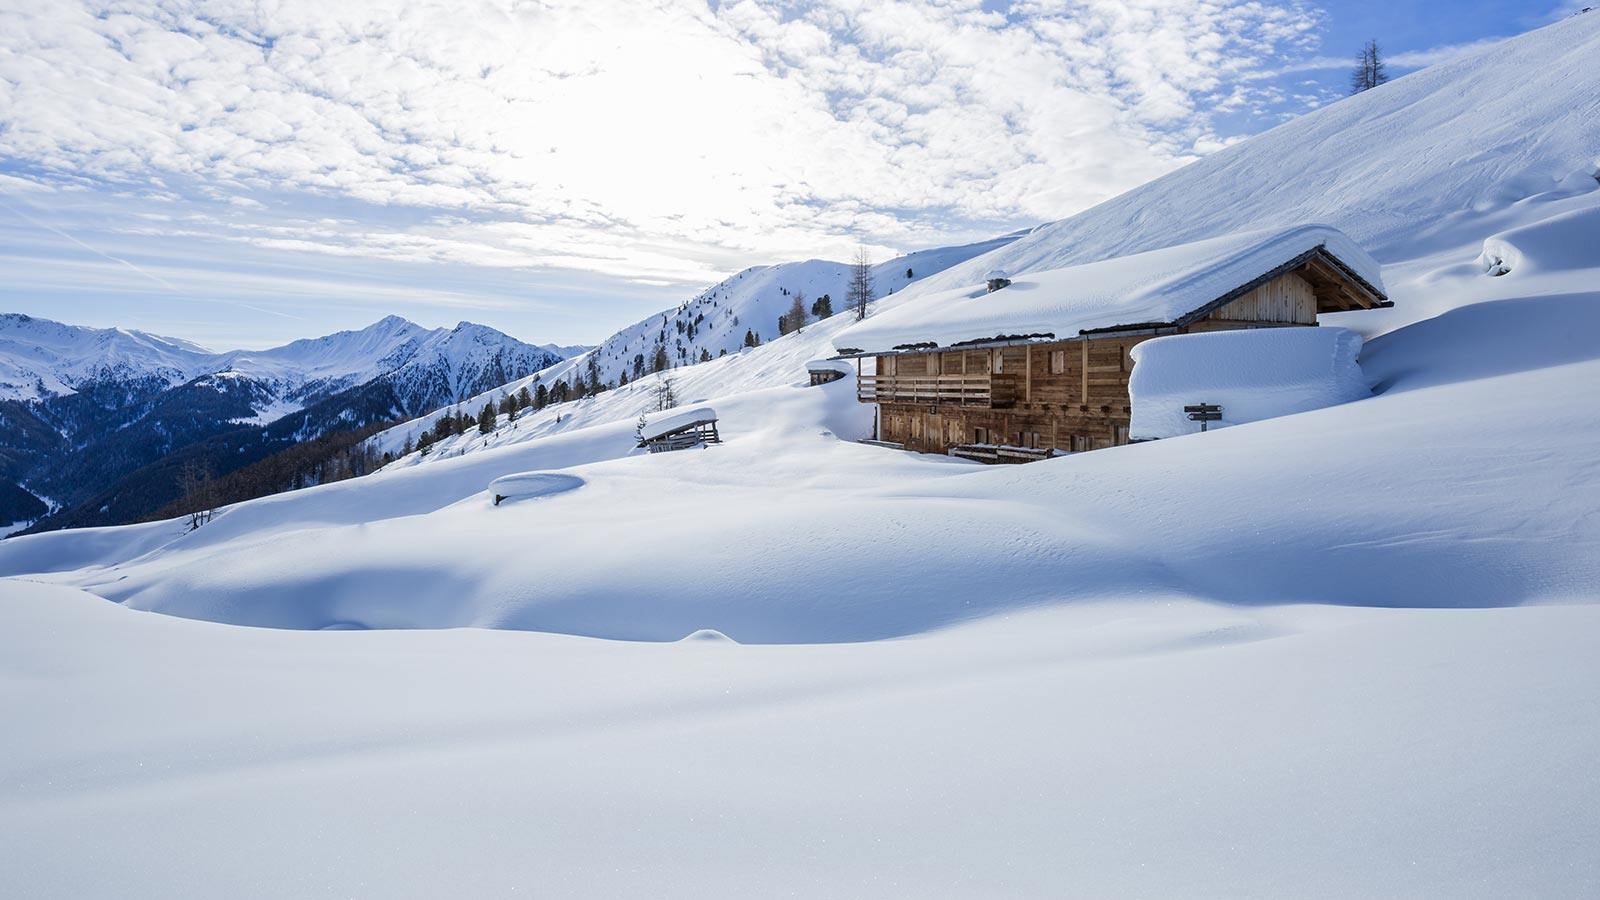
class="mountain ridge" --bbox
[0,313,584,531]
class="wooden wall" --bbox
[1206,272,1315,325]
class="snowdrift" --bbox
[1128,328,1371,440]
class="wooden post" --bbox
[1024,346,1032,404]
[1080,342,1088,406]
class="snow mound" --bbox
[840,224,1382,350]
[679,628,737,644]
[487,472,585,505]
[1477,204,1600,277]
[1128,327,1371,440]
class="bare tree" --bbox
[848,246,875,321]
[176,459,217,531]
[1350,39,1389,94]
[782,291,809,335]
[654,375,677,411]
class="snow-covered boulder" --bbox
[1128,327,1370,440]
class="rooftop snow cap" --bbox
[837,224,1387,354]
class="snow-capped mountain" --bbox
[0,313,215,402]
[0,312,577,418]
[0,314,576,530]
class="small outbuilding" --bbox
[805,358,853,386]
[637,406,721,453]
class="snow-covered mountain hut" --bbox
[834,224,1389,460]
[805,358,852,386]
[637,406,721,453]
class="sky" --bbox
[0,0,1584,350]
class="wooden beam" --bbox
[1080,341,1088,405]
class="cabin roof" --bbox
[805,357,853,374]
[833,224,1388,356]
[638,405,717,442]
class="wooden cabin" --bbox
[835,226,1390,461]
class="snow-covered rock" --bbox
[1128,327,1371,440]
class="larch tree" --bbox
[1350,39,1389,94]
[848,246,875,321]
[782,292,809,335]
[655,375,677,411]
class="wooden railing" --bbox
[857,374,1018,407]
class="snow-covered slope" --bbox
[577,236,1019,373]
[883,12,1600,326]
[4,580,1596,898]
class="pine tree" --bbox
[534,382,549,409]
[478,402,496,434]
[811,294,833,319]
[517,386,532,410]
[848,246,875,321]
[1350,39,1389,94]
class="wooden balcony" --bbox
[857,373,1018,408]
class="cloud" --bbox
[0,0,1324,290]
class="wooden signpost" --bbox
[1184,402,1222,432]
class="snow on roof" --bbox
[805,357,853,374]
[639,406,717,442]
[1127,327,1371,440]
[839,224,1384,352]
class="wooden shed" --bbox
[833,225,1390,461]
[637,406,721,453]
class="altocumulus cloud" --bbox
[0,0,1322,288]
